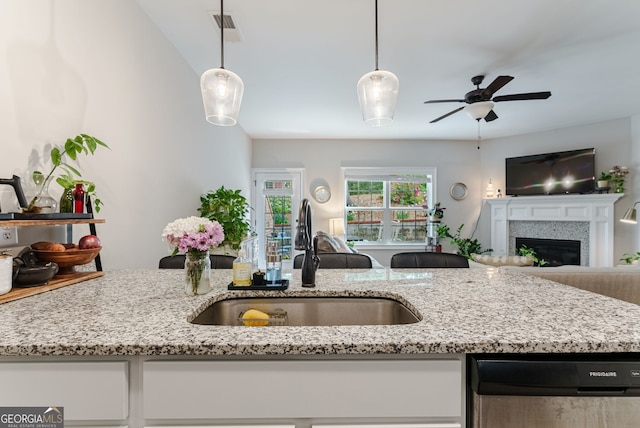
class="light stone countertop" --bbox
[1,268,640,356]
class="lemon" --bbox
[241,309,270,326]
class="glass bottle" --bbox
[59,187,74,213]
[266,242,282,285]
[72,183,86,214]
[232,248,252,286]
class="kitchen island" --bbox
[2,268,640,427]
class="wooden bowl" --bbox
[33,247,101,275]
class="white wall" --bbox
[479,118,637,262]
[252,138,483,265]
[0,0,252,268]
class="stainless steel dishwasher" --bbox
[468,354,640,428]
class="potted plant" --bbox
[27,134,109,213]
[597,171,612,189]
[610,165,630,193]
[198,186,252,253]
[436,223,491,259]
[424,202,445,222]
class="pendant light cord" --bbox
[220,0,225,69]
[374,0,379,71]
[477,119,481,150]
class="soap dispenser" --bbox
[266,242,282,285]
[232,248,252,286]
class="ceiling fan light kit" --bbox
[358,0,399,127]
[425,75,551,124]
[465,101,494,121]
[201,0,244,126]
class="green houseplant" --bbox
[28,134,109,213]
[436,223,491,259]
[597,171,612,189]
[198,186,252,251]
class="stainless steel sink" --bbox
[191,296,421,326]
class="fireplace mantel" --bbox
[486,194,623,267]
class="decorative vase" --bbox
[28,176,58,213]
[596,180,609,189]
[184,250,211,296]
[72,183,86,213]
[59,187,74,213]
[615,183,625,193]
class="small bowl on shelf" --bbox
[32,247,102,276]
[13,262,59,288]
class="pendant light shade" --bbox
[201,68,244,126]
[358,0,399,127]
[357,70,399,126]
[200,0,243,126]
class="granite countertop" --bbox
[1,268,640,357]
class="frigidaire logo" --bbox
[589,371,617,377]
[0,407,63,428]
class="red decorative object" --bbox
[72,183,85,213]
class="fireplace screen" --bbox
[515,237,581,267]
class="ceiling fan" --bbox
[424,75,551,123]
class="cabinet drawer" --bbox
[0,362,128,421]
[143,359,462,419]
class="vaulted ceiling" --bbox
[137,0,640,140]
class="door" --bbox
[252,169,304,269]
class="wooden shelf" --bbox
[0,272,104,304]
[0,219,105,227]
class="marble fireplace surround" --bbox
[486,194,623,267]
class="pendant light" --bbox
[200,0,244,126]
[357,0,399,127]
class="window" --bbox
[343,167,435,244]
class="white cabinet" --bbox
[0,361,128,421]
[0,356,464,428]
[143,359,462,421]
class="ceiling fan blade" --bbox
[484,110,498,122]
[429,106,464,123]
[493,91,552,102]
[424,99,465,104]
[481,75,514,97]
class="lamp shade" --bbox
[357,70,399,127]
[620,207,638,224]
[329,218,345,237]
[201,68,244,126]
[465,101,494,120]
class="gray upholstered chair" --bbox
[159,254,236,269]
[293,252,372,269]
[390,252,469,268]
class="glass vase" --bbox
[59,187,74,213]
[28,175,58,213]
[184,250,211,296]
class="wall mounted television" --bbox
[505,148,595,196]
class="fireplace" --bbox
[515,237,581,267]
[486,194,622,267]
